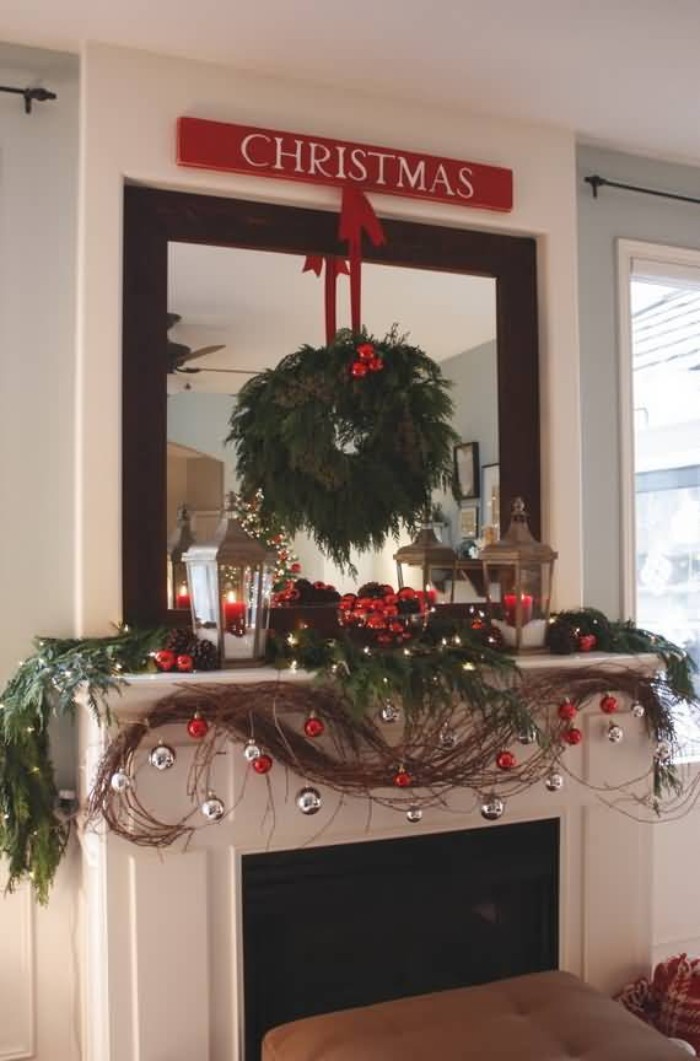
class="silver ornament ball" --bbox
[243,740,262,762]
[631,701,645,719]
[608,723,624,744]
[296,786,322,815]
[545,772,564,792]
[380,701,400,724]
[480,795,505,821]
[148,742,176,771]
[656,740,672,765]
[110,770,131,793]
[438,726,457,750]
[406,805,423,823]
[517,726,537,746]
[201,794,225,821]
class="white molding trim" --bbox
[0,882,36,1060]
[616,237,700,621]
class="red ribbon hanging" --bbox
[338,187,386,333]
[302,255,349,345]
[303,188,385,341]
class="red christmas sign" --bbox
[177,116,513,213]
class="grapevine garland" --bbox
[0,612,697,903]
[227,328,459,568]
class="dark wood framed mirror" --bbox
[123,185,539,626]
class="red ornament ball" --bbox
[303,715,325,739]
[562,726,583,746]
[367,356,384,372]
[350,360,368,379]
[393,768,412,788]
[252,754,273,775]
[356,342,376,362]
[578,634,597,652]
[290,562,302,574]
[187,714,209,740]
[176,654,194,673]
[496,750,517,771]
[557,699,577,722]
[600,693,618,714]
[154,650,176,672]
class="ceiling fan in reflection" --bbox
[166,312,256,376]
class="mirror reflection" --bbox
[166,242,498,607]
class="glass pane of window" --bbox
[631,270,700,713]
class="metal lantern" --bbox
[479,497,557,652]
[167,503,194,611]
[394,524,458,601]
[183,493,273,666]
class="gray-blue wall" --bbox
[578,144,700,617]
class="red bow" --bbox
[303,188,386,342]
[302,255,350,345]
[339,187,386,333]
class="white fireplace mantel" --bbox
[78,654,660,1061]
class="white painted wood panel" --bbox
[0,882,34,1060]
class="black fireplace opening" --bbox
[242,818,559,1060]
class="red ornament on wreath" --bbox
[252,753,273,775]
[557,699,577,722]
[303,714,325,739]
[356,342,376,362]
[367,356,384,373]
[187,712,209,740]
[600,693,618,714]
[562,726,583,746]
[578,634,597,652]
[176,654,194,673]
[496,750,517,771]
[350,360,368,379]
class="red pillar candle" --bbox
[175,583,191,610]
[503,593,533,626]
[223,592,246,633]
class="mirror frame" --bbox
[123,185,540,626]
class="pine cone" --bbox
[546,621,578,655]
[165,628,197,656]
[192,639,220,671]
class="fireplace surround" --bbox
[78,653,658,1061]
[243,820,559,1059]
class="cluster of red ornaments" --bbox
[154,650,193,673]
[338,584,432,644]
[349,342,384,379]
[272,577,337,606]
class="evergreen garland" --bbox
[0,609,697,901]
[0,627,163,902]
[227,328,459,568]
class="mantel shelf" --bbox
[96,652,660,716]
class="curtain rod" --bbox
[585,174,700,207]
[0,85,57,114]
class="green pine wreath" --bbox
[227,328,459,567]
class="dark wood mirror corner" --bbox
[122,184,540,628]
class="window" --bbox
[619,242,700,754]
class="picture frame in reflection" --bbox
[454,441,480,499]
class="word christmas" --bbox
[178,117,513,212]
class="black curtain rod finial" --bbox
[0,84,57,114]
[584,172,700,208]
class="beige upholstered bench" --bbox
[262,969,686,1060]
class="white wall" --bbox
[578,144,700,617]
[0,44,81,1061]
[76,41,583,635]
[577,144,700,966]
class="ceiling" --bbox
[167,243,496,393]
[4,1,700,163]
